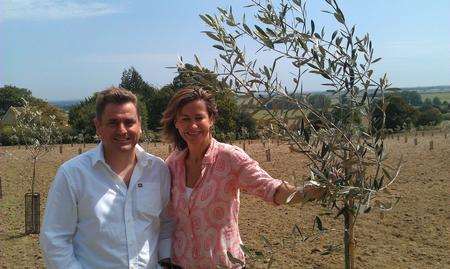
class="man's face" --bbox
[94,102,141,154]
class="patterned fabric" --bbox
[166,139,283,269]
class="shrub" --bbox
[416,107,443,126]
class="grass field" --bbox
[419,91,450,103]
[1,132,450,268]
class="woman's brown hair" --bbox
[161,88,218,150]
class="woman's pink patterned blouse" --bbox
[166,139,283,269]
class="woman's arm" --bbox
[273,181,325,205]
[232,146,326,205]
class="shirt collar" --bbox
[91,142,152,167]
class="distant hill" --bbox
[50,85,450,111]
[399,85,450,92]
[49,100,81,111]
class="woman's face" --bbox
[175,99,214,147]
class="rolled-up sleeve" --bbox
[158,165,173,260]
[233,148,283,204]
[39,167,82,269]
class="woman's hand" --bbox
[301,181,327,201]
[274,180,326,205]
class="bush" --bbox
[416,107,443,126]
[442,113,450,121]
[0,125,18,146]
[68,96,97,142]
[235,111,258,139]
[397,90,422,106]
[373,94,417,131]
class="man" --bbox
[40,87,172,268]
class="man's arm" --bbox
[158,165,174,262]
[39,167,82,269]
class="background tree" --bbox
[0,85,36,116]
[235,110,258,139]
[440,101,450,116]
[150,84,178,130]
[193,0,402,268]
[308,93,332,111]
[32,99,68,128]
[374,94,417,131]
[68,96,97,140]
[120,67,156,98]
[416,106,442,126]
[68,69,150,140]
[0,86,68,145]
[432,96,442,106]
[119,67,152,129]
[397,90,422,106]
[0,85,65,119]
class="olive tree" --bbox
[11,100,61,233]
[181,0,402,268]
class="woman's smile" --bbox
[175,99,214,147]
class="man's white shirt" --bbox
[40,143,172,269]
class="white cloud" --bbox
[1,0,123,21]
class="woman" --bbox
[162,88,324,269]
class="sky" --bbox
[1,0,449,101]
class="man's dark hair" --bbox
[95,87,139,119]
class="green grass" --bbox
[419,91,450,103]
